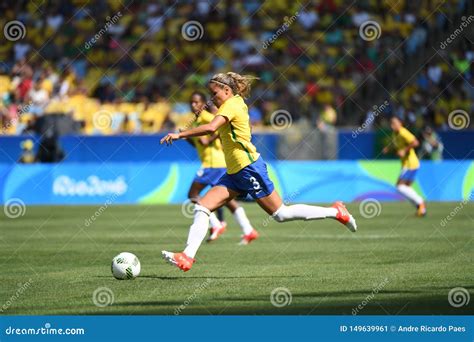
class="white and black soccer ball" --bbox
[111,252,141,280]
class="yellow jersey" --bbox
[216,95,260,174]
[191,110,226,168]
[393,127,420,169]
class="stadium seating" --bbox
[0,0,471,136]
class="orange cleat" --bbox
[207,221,227,242]
[332,201,357,232]
[239,229,259,245]
[162,251,195,272]
[416,203,427,217]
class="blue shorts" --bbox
[216,157,275,199]
[399,168,418,182]
[193,168,227,186]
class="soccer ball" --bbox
[111,252,141,280]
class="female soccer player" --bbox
[186,91,259,244]
[383,116,427,217]
[161,72,357,272]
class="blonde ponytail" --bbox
[209,72,259,98]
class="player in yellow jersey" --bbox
[161,72,357,272]
[186,91,259,244]
[383,117,427,217]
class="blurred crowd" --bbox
[0,0,471,136]
[358,45,473,131]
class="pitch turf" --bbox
[1,202,472,315]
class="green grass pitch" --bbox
[1,202,472,315]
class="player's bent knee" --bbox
[188,196,199,203]
[194,204,211,216]
[272,204,289,222]
[397,184,406,191]
[273,215,285,223]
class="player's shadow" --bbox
[216,289,425,303]
[138,275,304,280]
[103,286,474,315]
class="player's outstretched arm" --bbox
[199,132,220,146]
[161,116,227,145]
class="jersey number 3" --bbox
[249,176,262,194]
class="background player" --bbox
[186,91,259,245]
[160,72,357,272]
[383,116,427,217]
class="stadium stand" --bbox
[0,0,472,136]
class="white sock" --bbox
[233,207,254,235]
[183,204,210,258]
[397,184,423,207]
[208,212,222,229]
[273,204,338,222]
